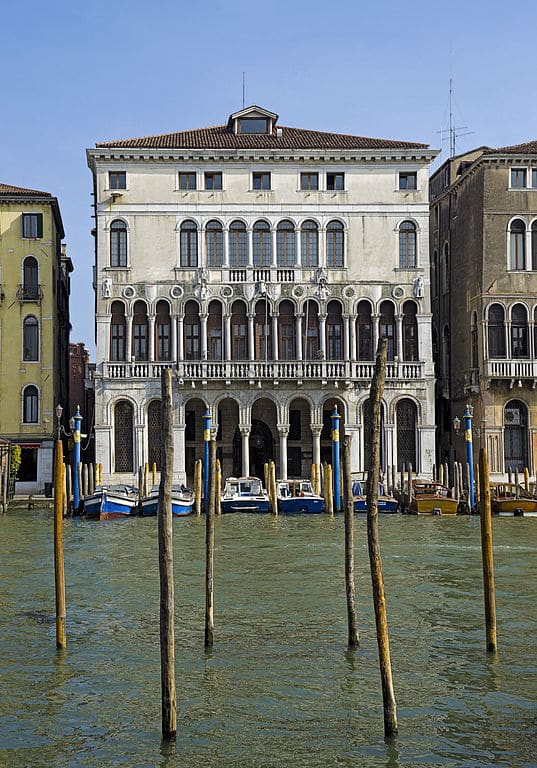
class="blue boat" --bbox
[140,485,194,517]
[352,480,399,513]
[277,479,324,514]
[220,477,270,513]
[84,485,139,520]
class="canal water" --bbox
[1,510,536,768]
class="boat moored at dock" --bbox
[276,479,324,514]
[352,480,399,513]
[402,481,459,515]
[84,485,139,520]
[139,485,194,517]
[220,477,270,513]
[490,483,537,516]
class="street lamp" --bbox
[452,404,478,511]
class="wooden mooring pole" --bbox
[205,438,217,647]
[54,438,66,649]
[478,448,497,653]
[365,338,398,738]
[342,434,359,647]
[158,368,176,740]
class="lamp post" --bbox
[203,408,211,513]
[331,405,341,513]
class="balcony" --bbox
[103,359,425,384]
[485,359,537,385]
[17,285,43,303]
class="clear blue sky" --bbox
[2,0,535,355]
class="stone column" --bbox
[296,313,303,360]
[311,424,322,468]
[343,314,350,361]
[126,312,133,361]
[148,313,155,362]
[170,313,177,364]
[278,424,289,480]
[224,312,232,361]
[319,313,327,360]
[372,313,380,356]
[200,312,208,360]
[396,312,403,361]
[240,425,250,476]
[349,314,356,361]
[272,313,279,361]
[248,312,255,361]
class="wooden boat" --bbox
[140,485,194,517]
[490,483,537,516]
[404,481,458,515]
[84,485,139,520]
[352,480,399,513]
[276,479,324,514]
[220,476,270,513]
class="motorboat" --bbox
[140,484,194,517]
[84,485,139,520]
[220,476,270,513]
[276,479,324,514]
[352,479,399,513]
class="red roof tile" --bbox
[490,140,537,154]
[0,183,51,197]
[95,124,429,151]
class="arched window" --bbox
[23,316,39,361]
[326,221,344,267]
[396,399,417,471]
[132,301,148,361]
[511,303,528,358]
[254,299,272,360]
[206,220,224,267]
[399,221,417,268]
[357,300,373,361]
[184,300,201,360]
[471,311,479,369]
[442,325,450,379]
[303,300,319,359]
[180,220,198,267]
[23,256,39,299]
[442,243,449,292]
[431,250,438,298]
[229,220,248,267]
[114,400,134,473]
[402,301,418,361]
[110,220,127,267]
[110,301,126,361]
[23,385,39,423]
[207,300,223,360]
[532,221,537,270]
[379,301,396,361]
[279,300,296,360]
[301,220,318,267]
[326,300,343,360]
[155,300,171,361]
[253,220,272,267]
[148,400,162,470]
[510,219,526,270]
[488,303,506,358]
[504,399,528,472]
[231,300,248,359]
[277,220,296,266]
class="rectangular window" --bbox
[532,169,537,188]
[300,172,318,191]
[327,173,345,191]
[511,169,527,188]
[252,172,271,190]
[289,410,301,440]
[179,172,197,190]
[205,172,222,190]
[238,118,269,134]
[109,172,126,190]
[22,213,43,239]
[399,172,417,190]
[185,410,196,441]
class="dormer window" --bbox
[238,118,269,134]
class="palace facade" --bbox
[87,106,439,485]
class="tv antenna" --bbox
[437,77,473,157]
[242,72,246,108]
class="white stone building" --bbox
[86,105,439,485]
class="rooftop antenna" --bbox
[437,77,473,157]
[242,72,245,108]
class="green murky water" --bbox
[1,510,536,767]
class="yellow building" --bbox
[0,183,72,494]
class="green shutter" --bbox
[36,213,43,238]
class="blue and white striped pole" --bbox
[464,404,475,510]
[331,405,341,512]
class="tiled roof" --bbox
[95,124,429,151]
[489,140,537,154]
[0,183,51,197]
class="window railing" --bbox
[16,285,43,303]
[485,359,537,379]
